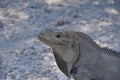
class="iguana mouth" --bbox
[38,34,59,46]
[38,34,52,44]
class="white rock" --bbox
[43,56,50,61]
[57,73,68,80]
[98,36,110,42]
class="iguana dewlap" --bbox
[38,28,120,80]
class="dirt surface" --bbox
[0,0,120,80]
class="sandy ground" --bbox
[0,0,120,80]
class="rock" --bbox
[57,73,68,80]
[43,56,50,61]
[15,49,25,55]
[98,36,110,42]
[9,21,14,27]
[54,20,70,26]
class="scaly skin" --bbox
[38,28,120,80]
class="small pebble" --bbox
[7,72,16,79]
[43,56,50,61]
[57,73,68,80]
[9,21,14,27]
[98,36,110,42]
[55,20,70,26]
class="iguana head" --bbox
[38,28,79,76]
[38,28,77,48]
[37,28,78,60]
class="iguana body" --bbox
[38,28,120,80]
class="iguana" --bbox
[38,28,120,80]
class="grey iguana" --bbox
[38,28,120,80]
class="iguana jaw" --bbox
[38,33,55,46]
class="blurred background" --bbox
[0,0,120,80]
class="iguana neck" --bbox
[101,47,120,58]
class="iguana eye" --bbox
[55,34,61,38]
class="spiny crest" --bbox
[102,47,120,58]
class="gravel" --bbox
[0,0,120,80]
